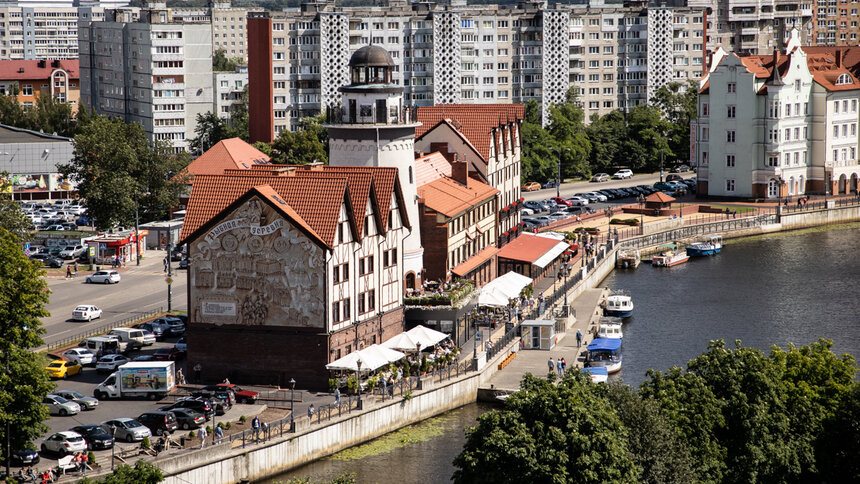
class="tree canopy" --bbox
[0,172,34,241]
[78,460,164,484]
[0,92,93,138]
[212,49,244,72]
[268,114,329,165]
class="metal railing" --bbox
[226,413,294,448]
[422,359,471,385]
[311,395,362,425]
[618,213,777,250]
[781,195,860,214]
[44,308,163,351]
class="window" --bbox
[727,105,735,118]
[835,100,840,113]
[795,80,801,91]
[727,82,736,93]
[332,298,350,322]
[333,263,349,283]
[725,179,735,192]
[359,255,374,276]
[701,103,709,116]
[21,84,33,96]
[383,248,397,267]
[726,154,735,167]
[786,104,791,117]
[726,130,736,143]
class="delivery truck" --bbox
[93,361,175,400]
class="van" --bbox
[108,328,146,351]
[79,336,126,356]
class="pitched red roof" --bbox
[415,105,524,162]
[414,152,453,187]
[0,60,79,80]
[184,138,270,177]
[418,175,498,218]
[646,192,675,203]
[497,232,565,264]
[451,245,499,277]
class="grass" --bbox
[703,204,757,214]
[325,414,453,461]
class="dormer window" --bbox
[836,73,853,85]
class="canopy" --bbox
[381,332,421,352]
[325,344,406,372]
[532,241,570,269]
[406,325,449,348]
[477,271,533,307]
[587,338,623,352]
[581,367,609,376]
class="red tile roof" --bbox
[250,184,325,244]
[415,105,524,162]
[0,60,79,80]
[451,245,499,277]
[414,152,453,187]
[184,138,270,177]
[418,175,498,217]
[497,232,566,264]
[729,47,860,93]
[646,192,675,203]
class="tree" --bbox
[587,111,627,172]
[189,112,235,154]
[212,49,243,72]
[30,93,75,137]
[59,115,190,229]
[78,459,164,484]
[452,373,639,483]
[0,228,54,473]
[270,114,328,164]
[651,80,698,164]
[816,381,860,482]
[623,106,673,172]
[546,88,591,179]
[0,172,34,241]
[228,86,250,141]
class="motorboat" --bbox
[603,293,634,318]
[686,235,723,257]
[616,250,641,269]
[580,367,609,383]
[598,320,623,339]
[586,338,622,373]
[652,250,689,267]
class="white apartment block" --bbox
[79,7,214,152]
[696,36,860,199]
[0,4,121,60]
[249,0,705,133]
[171,1,262,62]
[214,66,247,121]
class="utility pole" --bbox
[660,148,664,183]
[167,243,173,312]
[134,196,141,266]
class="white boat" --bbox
[586,338,622,373]
[652,250,690,267]
[686,235,723,257]
[616,250,641,269]
[603,293,634,318]
[580,367,608,383]
[598,321,623,339]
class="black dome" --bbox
[349,45,395,68]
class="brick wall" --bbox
[418,203,450,281]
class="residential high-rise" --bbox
[78,6,214,152]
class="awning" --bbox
[477,271,533,307]
[406,325,449,347]
[532,241,570,269]
[381,332,420,352]
[325,344,406,372]
[587,338,623,352]
[451,245,500,277]
[497,232,569,268]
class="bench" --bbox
[57,455,77,474]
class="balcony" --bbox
[404,280,475,308]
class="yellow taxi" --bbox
[522,182,541,192]
[45,360,82,379]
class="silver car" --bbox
[62,348,96,366]
[53,390,99,410]
[43,395,81,416]
[101,418,152,443]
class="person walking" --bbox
[163,257,168,272]
[214,424,223,444]
[198,425,207,448]
[547,357,555,375]
[66,266,72,279]
[334,387,341,405]
[556,358,563,376]
[73,261,78,277]
[251,416,261,442]
[561,357,567,374]
[307,404,315,420]
[576,329,582,347]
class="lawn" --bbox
[703,204,757,214]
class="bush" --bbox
[88,451,96,466]
[420,355,429,373]
[224,421,232,430]
[141,436,150,449]
[216,422,224,429]
[205,425,212,434]
[328,378,337,392]
[188,431,196,438]
[346,376,358,394]
[239,415,247,423]
[610,218,640,226]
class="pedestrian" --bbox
[198,425,207,448]
[73,261,78,277]
[307,404,315,420]
[80,451,88,474]
[66,266,72,279]
[547,357,554,374]
[251,416,261,442]
[214,424,223,444]
[334,387,341,405]
[784,197,789,207]
[561,357,567,373]
[163,257,168,272]
[556,357,563,376]
[797,198,802,209]
[576,329,582,347]
[193,362,202,383]
[177,368,185,385]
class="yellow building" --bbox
[0,59,80,111]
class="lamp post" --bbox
[659,148,665,183]
[472,311,479,362]
[134,194,141,266]
[356,359,362,410]
[289,378,295,432]
[109,426,116,470]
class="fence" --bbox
[226,413,295,448]
[618,213,777,250]
[45,308,163,351]
[781,195,860,214]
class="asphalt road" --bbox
[521,171,692,202]
[40,252,188,348]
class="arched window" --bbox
[837,73,853,85]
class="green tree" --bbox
[0,172,34,241]
[623,105,673,172]
[546,88,591,179]
[59,116,189,229]
[228,86,250,141]
[78,459,164,484]
[212,49,242,72]
[587,111,627,172]
[270,115,328,164]
[816,381,860,482]
[30,93,75,137]
[0,228,54,471]
[189,111,235,154]
[452,373,639,483]
[253,141,273,156]
[0,91,28,129]
[651,80,698,164]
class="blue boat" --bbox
[686,235,723,257]
[580,367,609,383]
[586,338,623,373]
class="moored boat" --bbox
[580,367,609,383]
[586,337,623,373]
[603,293,634,318]
[598,320,623,339]
[686,235,723,257]
[616,250,641,269]
[652,250,690,267]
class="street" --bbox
[40,251,187,348]
[521,171,688,202]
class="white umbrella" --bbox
[406,325,449,348]
[325,344,406,372]
[477,286,512,307]
[382,332,422,352]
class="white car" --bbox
[62,348,96,366]
[138,329,157,346]
[42,395,81,416]
[72,305,102,321]
[101,418,152,443]
[520,207,535,216]
[53,390,99,410]
[585,191,608,202]
[41,431,87,457]
[613,169,633,179]
[59,245,85,259]
[86,270,121,284]
[96,354,130,372]
[568,196,590,206]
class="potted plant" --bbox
[347,376,358,394]
[420,355,429,375]
[328,378,337,392]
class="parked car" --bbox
[86,270,121,284]
[95,354,130,372]
[550,197,572,207]
[59,245,85,259]
[61,223,77,231]
[53,390,99,410]
[72,305,102,321]
[653,181,674,191]
[170,409,206,430]
[195,387,236,407]
[101,418,152,443]
[42,256,65,268]
[70,425,114,450]
[548,212,568,221]
[213,383,259,404]
[153,347,185,361]
[61,348,95,366]
[9,448,40,467]
[75,216,91,226]
[135,322,166,340]
[673,164,691,172]
[533,216,552,225]
[160,398,214,420]
[521,181,541,192]
[520,207,535,216]
[523,201,545,212]
[42,395,80,416]
[665,174,684,182]
[45,360,82,379]
[541,180,560,189]
[138,329,157,346]
[43,224,66,231]
[613,169,634,179]
[567,196,590,206]
[179,258,189,269]
[136,411,178,436]
[151,316,184,337]
[591,173,610,182]
[174,338,187,352]
[666,181,688,194]
[40,432,86,457]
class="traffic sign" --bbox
[475,330,482,342]
[165,276,173,284]
[89,247,96,257]
[23,248,31,256]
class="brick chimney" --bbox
[835,49,843,68]
[451,160,469,186]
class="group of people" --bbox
[547,356,569,376]
[64,262,79,279]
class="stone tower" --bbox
[326,45,424,289]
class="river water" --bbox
[270,225,860,484]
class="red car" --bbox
[551,197,572,207]
[216,383,259,404]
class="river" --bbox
[270,225,860,484]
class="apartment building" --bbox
[810,0,860,46]
[696,35,860,198]
[78,6,213,152]
[214,65,247,121]
[246,0,705,133]
[0,59,79,109]
[171,0,262,62]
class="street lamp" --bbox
[356,359,362,410]
[134,194,141,266]
[289,378,295,432]
[109,426,116,470]
[472,310,479,361]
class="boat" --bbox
[616,250,641,269]
[603,293,634,318]
[580,367,609,383]
[686,235,723,257]
[598,319,623,339]
[652,250,690,267]
[586,337,623,373]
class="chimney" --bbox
[451,161,468,186]
[430,142,454,161]
[773,48,780,70]
[835,50,843,68]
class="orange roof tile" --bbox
[418,176,498,217]
[451,245,499,277]
[0,59,79,80]
[646,192,675,203]
[292,169,375,238]
[184,138,270,177]
[497,232,566,265]
[249,184,325,244]
[414,152,453,186]
[415,105,524,162]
